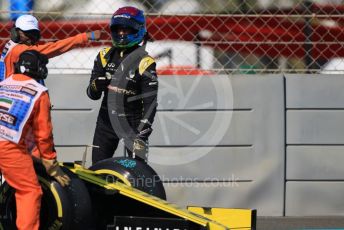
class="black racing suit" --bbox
[87,45,158,164]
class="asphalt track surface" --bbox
[257,216,344,230]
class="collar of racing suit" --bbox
[106,45,140,59]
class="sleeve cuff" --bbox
[81,32,88,42]
[42,152,57,160]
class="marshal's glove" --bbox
[42,159,71,187]
[90,73,111,92]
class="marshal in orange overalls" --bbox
[2,32,88,78]
[0,73,56,230]
[0,29,88,158]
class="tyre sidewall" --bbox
[89,157,166,199]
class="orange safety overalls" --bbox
[0,32,87,158]
[2,32,88,79]
[0,74,56,230]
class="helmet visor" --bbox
[110,17,141,32]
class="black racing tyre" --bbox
[39,177,72,230]
[60,167,94,230]
[0,163,94,230]
[89,157,166,200]
[88,157,167,229]
[0,175,72,230]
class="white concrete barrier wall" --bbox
[45,74,344,216]
[286,74,344,216]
